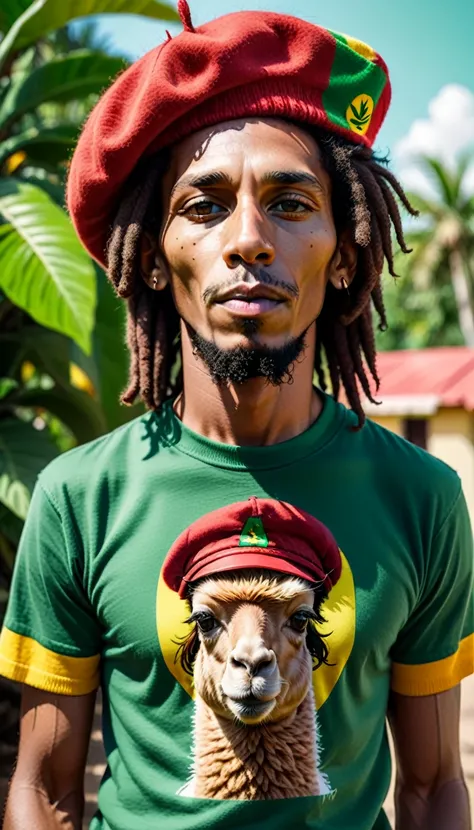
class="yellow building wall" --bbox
[369,415,404,436]
[429,409,474,525]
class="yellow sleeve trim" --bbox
[391,632,474,696]
[0,627,100,696]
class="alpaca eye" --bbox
[196,614,218,634]
[288,612,310,633]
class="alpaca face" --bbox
[189,574,319,725]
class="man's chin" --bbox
[190,329,308,386]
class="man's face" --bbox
[157,118,341,354]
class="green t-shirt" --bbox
[1,393,473,830]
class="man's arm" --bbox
[3,686,96,830]
[388,685,471,830]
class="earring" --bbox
[340,277,350,295]
[151,268,167,291]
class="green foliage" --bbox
[92,265,132,430]
[0,180,97,353]
[377,264,464,352]
[0,1,172,612]
[0,418,58,520]
[0,124,80,167]
[0,52,126,130]
[381,153,474,350]
[0,0,179,70]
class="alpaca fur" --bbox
[190,683,327,800]
[178,571,332,800]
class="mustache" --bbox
[202,267,299,306]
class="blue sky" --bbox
[90,0,473,163]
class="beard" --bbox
[190,328,308,386]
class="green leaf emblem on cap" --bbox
[239,517,269,547]
[346,94,374,136]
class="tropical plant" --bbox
[0,0,179,803]
[376,255,465,352]
[401,153,474,347]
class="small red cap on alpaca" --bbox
[162,497,342,598]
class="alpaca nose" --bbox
[230,643,276,677]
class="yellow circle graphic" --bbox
[347,94,374,136]
[156,550,355,710]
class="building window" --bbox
[403,418,428,449]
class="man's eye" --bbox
[184,200,223,218]
[196,613,218,633]
[272,199,309,214]
[288,612,310,633]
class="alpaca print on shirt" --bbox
[157,512,356,801]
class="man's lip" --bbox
[218,297,283,316]
[213,282,290,304]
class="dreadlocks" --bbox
[106,125,418,428]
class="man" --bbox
[0,4,473,829]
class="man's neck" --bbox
[174,325,322,447]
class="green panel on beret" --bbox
[324,31,388,138]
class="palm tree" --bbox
[404,154,474,346]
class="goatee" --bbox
[190,330,307,385]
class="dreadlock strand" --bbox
[371,279,388,331]
[107,184,148,296]
[340,245,378,326]
[119,161,165,297]
[121,296,140,405]
[352,160,395,275]
[345,319,377,403]
[357,307,380,387]
[152,301,168,407]
[329,142,371,246]
[369,211,384,275]
[314,333,327,392]
[371,162,419,218]
[135,287,156,409]
[376,177,411,254]
[107,223,126,294]
[320,322,341,401]
[332,321,366,427]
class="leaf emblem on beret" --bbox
[346,94,374,136]
[239,517,269,547]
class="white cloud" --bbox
[395,84,474,198]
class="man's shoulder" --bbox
[38,411,152,499]
[360,414,461,506]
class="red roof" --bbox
[373,347,474,411]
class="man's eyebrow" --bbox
[262,170,324,190]
[170,170,233,198]
[170,169,324,199]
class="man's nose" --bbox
[222,203,275,268]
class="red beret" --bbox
[162,496,342,599]
[67,2,391,268]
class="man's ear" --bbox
[140,231,169,291]
[327,227,358,291]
